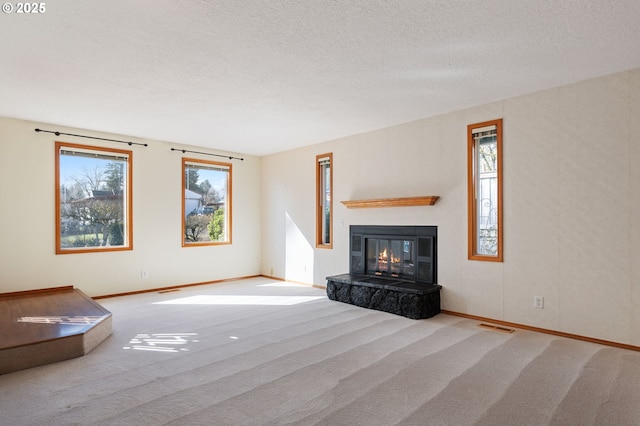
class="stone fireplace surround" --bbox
[326,225,442,319]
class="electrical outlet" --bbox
[141,270,149,279]
[534,296,544,309]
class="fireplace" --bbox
[350,225,437,285]
[367,238,415,278]
[326,225,441,319]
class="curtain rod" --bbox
[34,128,148,147]
[170,147,244,161]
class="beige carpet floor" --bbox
[1,276,639,425]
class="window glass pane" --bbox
[183,159,231,245]
[57,143,131,253]
[476,133,498,256]
[322,161,331,244]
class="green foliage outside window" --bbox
[208,208,225,241]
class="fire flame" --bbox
[378,249,400,264]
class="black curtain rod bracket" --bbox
[170,147,244,161]
[35,128,148,147]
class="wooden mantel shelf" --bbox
[341,196,440,209]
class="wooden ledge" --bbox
[341,196,439,209]
[0,285,74,300]
[1,287,113,374]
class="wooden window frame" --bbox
[55,141,133,254]
[182,157,232,247]
[467,119,503,262]
[316,153,333,249]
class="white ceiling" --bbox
[1,1,640,157]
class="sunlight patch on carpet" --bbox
[258,282,310,288]
[153,295,324,306]
[123,333,199,353]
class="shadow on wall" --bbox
[285,212,314,283]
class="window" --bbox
[56,142,132,254]
[467,119,503,261]
[316,153,332,248]
[182,158,231,246]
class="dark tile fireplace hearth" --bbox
[326,225,442,319]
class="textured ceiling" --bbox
[1,1,640,156]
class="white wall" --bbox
[260,68,640,346]
[0,118,262,297]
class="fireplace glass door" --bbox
[366,238,415,279]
